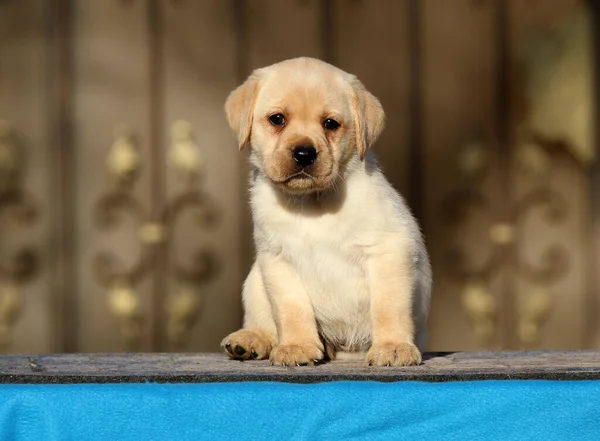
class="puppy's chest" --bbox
[270,213,372,346]
[262,211,368,288]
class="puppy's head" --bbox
[225,57,385,194]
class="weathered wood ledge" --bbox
[1,351,600,384]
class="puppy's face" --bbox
[225,58,385,194]
[250,68,352,193]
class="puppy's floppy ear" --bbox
[225,72,261,150]
[349,78,386,160]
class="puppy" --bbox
[221,57,431,367]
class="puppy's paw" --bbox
[269,344,323,366]
[221,329,274,360]
[366,342,422,367]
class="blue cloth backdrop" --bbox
[1,380,599,440]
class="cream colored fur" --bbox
[221,57,431,366]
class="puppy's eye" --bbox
[323,119,340,130]
[269,114,286,126]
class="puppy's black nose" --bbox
[292,146,317,167]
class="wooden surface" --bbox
[1,351,600,384]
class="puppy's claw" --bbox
[366,342,422,367]
[221,329,274,360]
[270,344,323,367]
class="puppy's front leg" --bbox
[259,254,324,366]
[366,248,422,366]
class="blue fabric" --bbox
[0,380,599,440]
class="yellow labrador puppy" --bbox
[221,57,431,367]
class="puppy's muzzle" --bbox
[292,145,317,168]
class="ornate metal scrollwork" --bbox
[443,135,568,347]
[0,120,40,349]
[94,121,218,350]
[164,120,218,348]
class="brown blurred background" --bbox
[0,0,598,354]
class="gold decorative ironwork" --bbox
[461,281,497,345]
[163,120,219,348]
[0,121,20,191]
[457,136,489,180]
[0,284,20,348]
[489,223,515,246]
[518,285,551,345]
[444,137,568,347]
[168,119,202,184]
[518,6,595,168]
[138,222,166,245]
[107,279,142,343]
[0,120,40,349]
[516,128,552,179]
[94,121,218,350]
[165,286,200,346]
[106,125,140,189]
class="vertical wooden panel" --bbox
[47,0,77,353]
[592,0,600,349]
[422,0,501,351]
[73,1,153,351]
[332,0,412,199]
[245,0,323,70]
[594,162,600,347]
[161,0,240,351]
[509,0,590,349]
[0,0,54,353]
